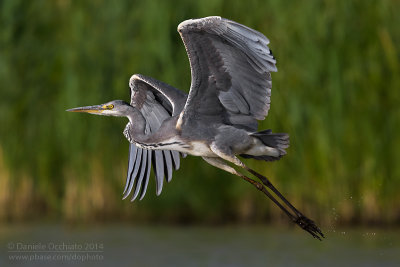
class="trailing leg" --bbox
[242,167,324,239]
[209,143,324,240]
[202,157,298,221]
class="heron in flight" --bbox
[68,16,324,240]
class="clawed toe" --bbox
[295,215,325,240]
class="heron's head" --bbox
[67,100,133,117]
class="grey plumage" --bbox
[67,16,324,240]
[163,150,173,183]
[139,149,152,201]
[121,75,188,198]
[178,17,276,132]
[131,148,148,201]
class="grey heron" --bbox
[68,16,324,240]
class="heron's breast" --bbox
[156,139,214,156]
[185,141,214,156]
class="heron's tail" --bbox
[241,129,290,161]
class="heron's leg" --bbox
[210,142,302,213]
[202,157,297,221]
[242,165,324,239]
[209,143,324,240]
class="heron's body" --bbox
[68,16,324,240]
[125,111,280,158]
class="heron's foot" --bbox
[294,215,325,241]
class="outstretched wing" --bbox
[178,16,277,131]
[123,74,187,201]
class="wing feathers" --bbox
[179,16,277,131]
[122,144,138,199]
[171,150,181,170]
[131,149,148,201]
[139,150,152,201]
[163,150,173,183]
[129,74,187,116]
[123,145,184,200]
[123,75,187,201]
[124,147,142,199]
[153,150,164,196]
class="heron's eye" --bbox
[102,104,114,109]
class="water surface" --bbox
[0,224,398,266]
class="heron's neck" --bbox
[125,108,148,143]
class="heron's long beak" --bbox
[66,105,105,114]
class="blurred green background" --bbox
[0,0,399,227]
